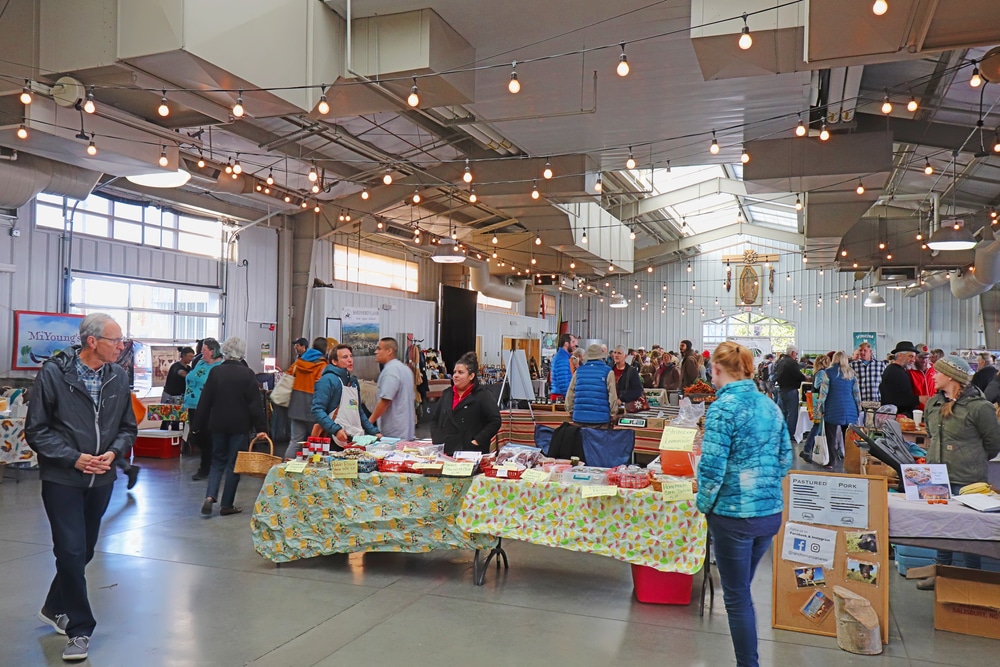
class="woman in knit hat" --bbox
[916,355,1000,590]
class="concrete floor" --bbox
[1,448,997,666]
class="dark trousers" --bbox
[206,432,247,508]
[41,481,114,639]
[777,388,799,439]
[708,512,783,667]
[188,408,213,473]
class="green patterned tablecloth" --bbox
[251,465,495,563]
[456,476,707,573]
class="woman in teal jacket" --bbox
[697,341,792,667]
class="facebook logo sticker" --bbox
[793,538,807,552]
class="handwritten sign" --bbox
[441,461,475,477]
[330,459,359,479]
[521,469,551,483]
[660,481,696,502]
[659,426,697,452]
[284,460,307,474]
[581,485,619,498]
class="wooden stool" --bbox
[832,586,882,655]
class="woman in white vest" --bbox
[310,344,380,445]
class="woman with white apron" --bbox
[311,344,381,445]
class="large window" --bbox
[333,244,418,293]
[702,312,796,353]
[36,193,229,260]
[70,275,221,343]
[477,293,518,314]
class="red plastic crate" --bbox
[631,564,693,605]
[132,431,181,459]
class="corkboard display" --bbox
[772,471,890,644]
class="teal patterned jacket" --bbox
[696,379,792,518]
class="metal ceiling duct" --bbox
[949,233,1000,299]
[0,151,101,208]
[468,260,528,303]
[902,271,950,297]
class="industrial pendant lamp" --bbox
[609,295,628,309]
[863,290,886,307]
[432,239,466,264]
[927,157,976,251]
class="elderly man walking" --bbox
[773,345,806,440]
[26,313,138,661]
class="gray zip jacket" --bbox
[25,345,138,487]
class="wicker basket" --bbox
[234,434,282,477]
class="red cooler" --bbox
[631,564,694,604]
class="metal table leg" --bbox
[699,532,714,616]
[474,537,508,586]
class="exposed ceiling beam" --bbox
[634,224,804,262]
[629,178,747,218]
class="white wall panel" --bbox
[559,243,983,357]
[476,310,556,367]
[311,287,437,382]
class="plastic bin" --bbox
[132,430,181,459]
[631,564,694,604]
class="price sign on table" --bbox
[659,426,697,452]
[330,459,359,479]
[660,481,696,502]
[284,460,307,474]
[520,469,551,483]
[441,461,475,477]
[580,485,619,498]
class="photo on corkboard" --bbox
[845,531,879,554]
[800,589,834,624]
[794,566,826,588]
[845,558,879,586]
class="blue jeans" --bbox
[41,481,114,638]
[778,388,799,439]
[801,422,821,455]
[708,512,783,667]
[206,432,247,508]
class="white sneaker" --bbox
[63,636,89,661]
[37,608,68,635]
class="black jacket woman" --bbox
[431,352,502,455]
[611,345,644,404]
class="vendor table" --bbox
[1,417,36,467]
[250,465,495,564]
[793,406,812,443]
[144,404,188,423]
[456,476,707,584]
[888,493,1000,560]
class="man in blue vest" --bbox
[565,344,619,426]
[549,333,577,401]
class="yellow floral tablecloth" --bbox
[1,418,36,466]
[144,404,188,422]
[456,476,706,573]
[251,465,495,563]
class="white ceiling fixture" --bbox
[927,219,976,251]
[864,290,886,307]
[609,295,628,308]
[431,239,466,264]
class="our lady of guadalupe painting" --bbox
[738,264,762,305]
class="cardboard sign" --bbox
[441,461,475,477]
[330,459,359,479]
[659,426,697,452]
[284,460,307,474]
[660,481,696,502]
[521,469,551,483]
[581,485,618,498]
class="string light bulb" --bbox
[907,96,918,112]
[301,200,309,209]
[360,185,369,200]
[856,180,865,195]
[264,171,274,186]
[687,262,692,273]
[86,137,97,156]
[531,256,537,265]
[20,80,32,105]
[970,63,982,88]
[508,62,520,94]
[314,203,321,213]
[284,195,292,203]
[543,161,553,179]
[412,189,421,204]
[308,165,318,182]
[157,90,170,117]
[710,131,720,154]
[738,14,752,50]
[232,157,242,175]
[647,265,653,273]
[819,124,830,141]
[492,233,498,245]
[872,0,888,16]
[317,85,330,114]
[382,168,393,185]
[407,78,419,107]
[535,233,542,246]
[463,159,472,183]
[83,87,96,114]
[794,195,803,211]
[232,91,244,118]
[468,187,477,203]
[16,124,27,140]
[570,261,576,269]
[629,227,636,241]
[531,181,540,199]
[197,155,206,169]
[582,228,588,244]
[740,146,750,164]
[625,147,636,170]
[881,92,893,114]
[594,173,603,193]
[616,42,630,77]
[158,146,168,167]
[795,117,807,137]
[924,159,934,175]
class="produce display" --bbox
[683,380,717,403]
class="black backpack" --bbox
[548,422,584,461]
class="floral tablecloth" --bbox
[1,418,36,467]
[251,465,495,563]
[144,404,188,422]
[456,476,706,573]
